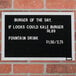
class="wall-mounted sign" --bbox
[2,12,75,60]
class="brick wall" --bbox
[0,0,76,76]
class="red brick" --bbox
[65,0,75,9]
[14,64,44,73]
[0,64,11,73]
[14,0,44,9]
[0,0,12,8]
[47,64,66,73]
[47,64,76,73]
[46,0,75,9]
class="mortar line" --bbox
[0,73,76,75]
[27,60,31,63]
[12,0,14,9]
[43,0,46,9]
[43,63,47,73]
[28,73,31,76]
[0,40,1,43]
[0,30,1,32]
[0,62,76,64]
[11,64,14,74]
[0,19,1,21]
[0,9,76,11]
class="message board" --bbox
[2,12,75,60]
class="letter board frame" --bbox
[1,12,75,60]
